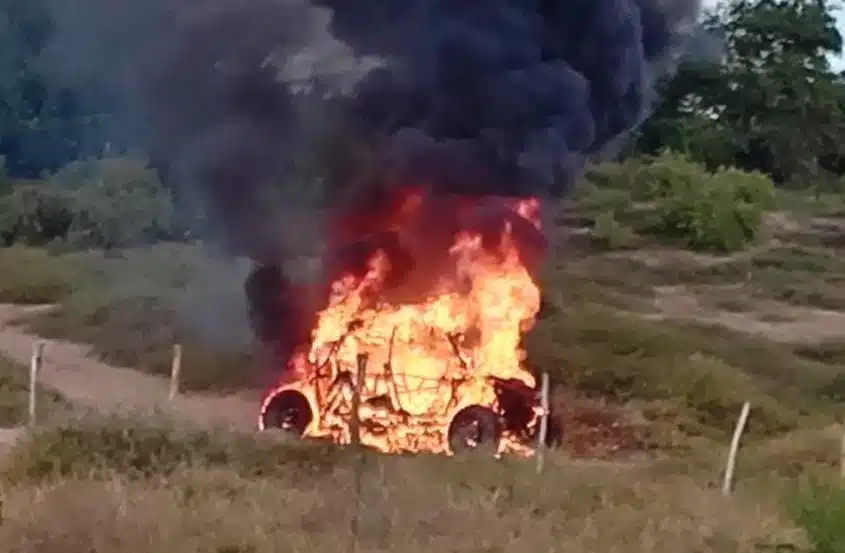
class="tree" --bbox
[0,0,111,177]
[638,0,845,184]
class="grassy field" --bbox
[0,412,829,553]
[2,180,845,551]
[0,364,841,552]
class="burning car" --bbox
[259,328,544,456]
[254,191,549,456]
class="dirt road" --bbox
[0,304,257,430]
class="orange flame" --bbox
[260,192,545,456]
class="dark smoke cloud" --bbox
[317,0,702,201]
[38,0,702,260]
[38,0,362,260]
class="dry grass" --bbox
[0,414,801,553]
[0,354,66,428]
[0,467,793,553]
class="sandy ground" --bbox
[0,304,257,432]
[649,285,845,343]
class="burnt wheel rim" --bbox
[453,419,483,448]
[448,406,501,454]
[261,391,312,436]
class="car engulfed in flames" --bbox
[258,330,544,456]
[255,191,548,457]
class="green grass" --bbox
[0,246,81,304]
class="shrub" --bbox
[640,151,776,251]
[584,159,649,199]
[48,156,182,248]
[0,156,184,249]
[591,210,638,250]
[0,184,74,246]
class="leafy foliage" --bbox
[639,0,845,184]
[639,152,776,251]
[0,157,184,248]
[591,210,638,250]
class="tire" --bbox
[261,391,313,438]
[447,406,501,455]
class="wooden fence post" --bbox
[722,402,751,496]
[168,344,183,400]
[536,372,550,473]
[348,353,369,553]
[29,341,44,427]
[351,354,368,448]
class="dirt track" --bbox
[0,304,257,430]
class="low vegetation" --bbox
[0,412,841,552]
[0,413,805,553]
[0,155,843,550]
[0,354,66,427]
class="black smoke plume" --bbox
[39,0,701,260]
[319,0,701,202]
[37,0,702,360]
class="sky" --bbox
[832,5,845,69]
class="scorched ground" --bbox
[253,188,549,456]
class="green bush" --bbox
[584,159,649,199]
[785,479,845,553]
[591,210,638,250]
[640,151,776,251]
[48,156,182,248]
[0,156,184,249]
[0,184,74,246]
